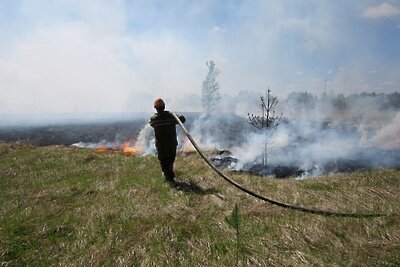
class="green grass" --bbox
[1,142,399,266]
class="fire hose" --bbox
[171,112,386,217]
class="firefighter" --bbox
[149,98,186,185]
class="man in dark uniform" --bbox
[149,98,186,184]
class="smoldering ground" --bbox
[1,93,399,178]
[127,94,400,178]
[176,93,400,178]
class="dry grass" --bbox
[0,142,399,266]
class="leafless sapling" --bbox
[248,88,283,169]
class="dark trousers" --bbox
[157,146,177,180]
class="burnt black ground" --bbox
[0,119,148,146]
[1,113,399,178]
[0,113,222,145]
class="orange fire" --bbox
[94,139,143,156]
[120,142,142,156]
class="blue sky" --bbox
[0,0,399,114]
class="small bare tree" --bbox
[201,61,220,116]
[248,88,283,169]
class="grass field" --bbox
[1,142,399,266]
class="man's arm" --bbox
[168,112,185,124]
[149,114,156,128]
[178,115,186,124]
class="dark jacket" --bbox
[149,111,186,149]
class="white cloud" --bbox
[0,21,203,113]
[210,26,227,33]
[1,1,400,116]
[382,80,396,85]
[0,24,133,113]
[362,2,400,19]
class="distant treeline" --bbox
[283,91,400,111]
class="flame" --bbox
[121,142,142,156]
[93,139,143,156]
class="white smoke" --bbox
[186,92,400,177]
[136,124,156,155]
[362,112,400,150]
[69,91,400,178]
[230,132,266,170]
[71,140,117,149]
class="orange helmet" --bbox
[153,98,165,109]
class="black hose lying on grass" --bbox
[171,112,386,218]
